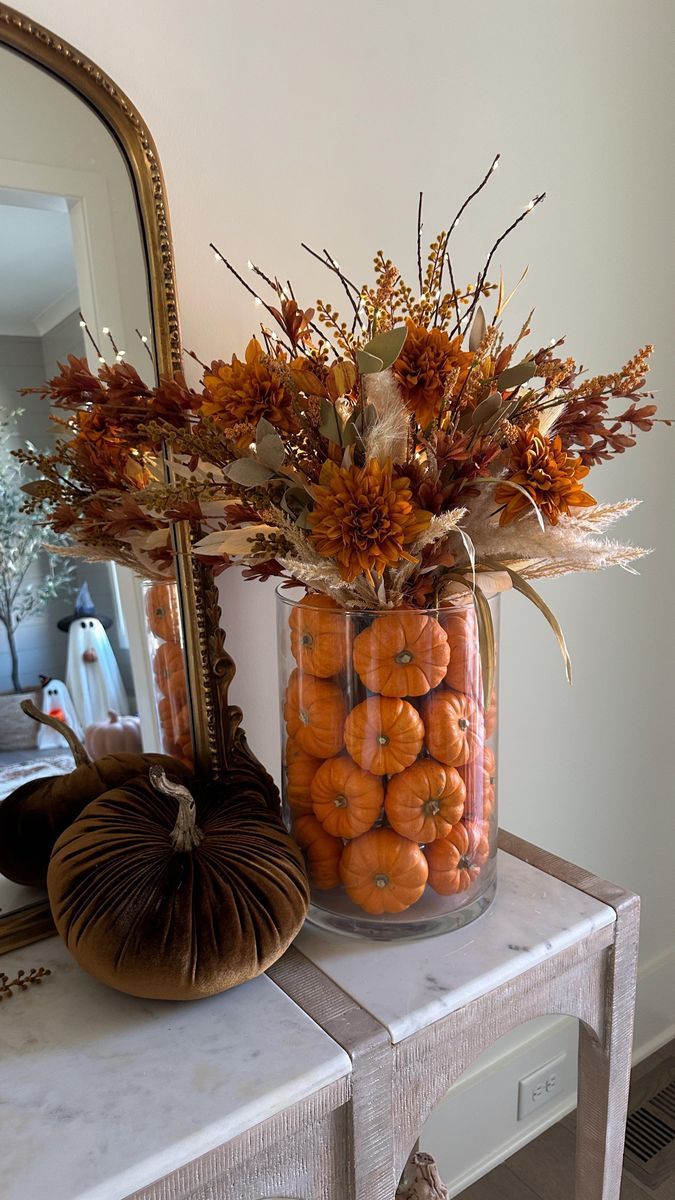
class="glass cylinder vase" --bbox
[277,587,498,940]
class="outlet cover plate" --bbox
[518,1053,567,1120]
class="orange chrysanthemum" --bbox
[392,319,473,429]
[203,337,299,437]
[495,425,596,526]
[309,459,432,582]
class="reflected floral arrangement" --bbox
[16,158,667,679]
[15,332,203,581]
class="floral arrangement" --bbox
[17,160,666,690]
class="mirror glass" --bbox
[0,45,192,943]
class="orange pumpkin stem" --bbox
[21,699,91,768]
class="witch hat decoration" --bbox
[57,581,113,631]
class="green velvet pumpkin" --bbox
[0,701,190,888]
[47,767,310,1000]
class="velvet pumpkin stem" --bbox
[149,766,203,851]
[20,699,92,767]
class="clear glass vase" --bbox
[277,586,498,940]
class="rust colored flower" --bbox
[392,319,473,429]
[309,458,432,581]
[69,418,151,492]
[203,337,298,438]
[150,372,205,426]
[495,425,596,526]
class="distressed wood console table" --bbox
[1,831,638,1200]
[270,830,640,1200]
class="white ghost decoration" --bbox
[37,678,84,750]
[66,615,129,729]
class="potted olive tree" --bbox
[0,408,74,750]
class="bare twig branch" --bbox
[451,193,546,338]
[417,191,424,293]
[434,153,500,324]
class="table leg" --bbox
[574,895,640,1199]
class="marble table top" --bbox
[297,849,616,1043]
[1,938,351,1200]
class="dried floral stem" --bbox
[434,153,500,324]
[445,254,462,332]
[417,191,424,293]
[210,243,294,356]
[135,328,155,369]
[457,193,546,337]
[185,347,209,372]
[0,967,51,1000]
[301,242,364,328]
[77,310,103,361]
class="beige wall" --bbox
[17,0,675,1150]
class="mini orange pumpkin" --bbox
[425,820,490,895]
[440,605,481,696]
[158,699,192,766]
[153,641,186,697]
[422,691,483,767]
[158,696,182,735]
[353,611,449,698]
[145,582,182,644]
[345,697,424,776]
[311,755,384,839]
[289,593,351,678]
[293,813,343,889]
[339,828,428,914]
[385,758,465,843]
[485,690,498,738]
[459,746,496,822]
[285,738,323,815]
[283,669,347,759]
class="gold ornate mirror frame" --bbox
[0,5,277,950]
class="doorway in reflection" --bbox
[0,186,141,777]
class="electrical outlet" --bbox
[517,1053,567,1120]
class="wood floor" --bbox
[456,1041,675,1200]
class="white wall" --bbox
[15,0,675,1185]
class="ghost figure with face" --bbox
[36,676,84,750]
[58,582,129,729]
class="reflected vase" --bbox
[143,580,193,770]
[277,587,498,940]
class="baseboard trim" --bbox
[447,1093,577,1196]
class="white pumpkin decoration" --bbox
[85,711,143,758]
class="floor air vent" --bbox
[623,1058,675,1189]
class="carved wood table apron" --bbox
[269,830,640,1200]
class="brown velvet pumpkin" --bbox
[0,701,190,889]
[47,767,310,1000]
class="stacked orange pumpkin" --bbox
[146,582,193,770]
[281,594,497,922]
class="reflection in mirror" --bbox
[0,44,192,945]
